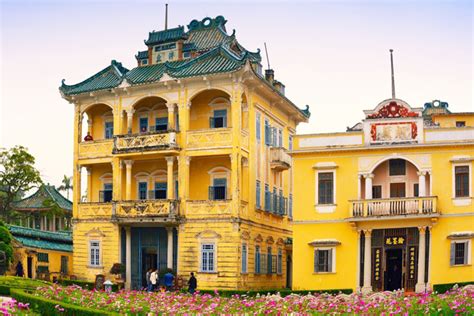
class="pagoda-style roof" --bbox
[9,225,72,253]
[145,26,187,45]
[12,184,72,212]
[136,50,148,59]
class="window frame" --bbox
[313,247,336,273]
[389,159,406,176]
[450,240,471,266]
[256,180,261,209]
[104,120,114,139]
[241,243,248,274]
[89,240,101,267]
[453,165,471,198]
[255,245,261,274]
[317,171,335,205]
[200,242,217,273]
[277,248,283,275]
[256,112,261,141]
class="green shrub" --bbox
[0,276,51,295]
[195,288,352,297]
[433,281,474,293]
[59,279,119,292]
[10,288,118,316]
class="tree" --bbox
[0,220,14,267]
[58,175,73,199]
[0,146,42,221]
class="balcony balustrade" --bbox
[114,200,177,219]
[113,131,177,153]
[270,147,291,171]
[186,128,249,151]
[78,202,113,219]
[350,196,438,218]
[78,139,113,159]
[185,199,232,217]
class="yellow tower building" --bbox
[60,16,309,290]
[292,98,474,293]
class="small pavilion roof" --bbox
[12,184,72,212]
[9,225,73,253]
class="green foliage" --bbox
[42,198,65,219]
[433,281,474,293]
[0,276,51,295]
[0,221,13,264]
[0,146,42,221]
[109,263,125,275]
[58,279,120,292]
[58,175,73,199]
[195,288,353,297]
[10,288,118,316]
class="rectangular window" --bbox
[210,178,227,200]
[210,109,227,128]
[255,246,261,274]
[138,182,147,200]
[456,121,466,127]
[168,51,175,59]
[289,135,293,151]
[101,183,113,203]
[37,253,49,262]
[267,247,272,274]
[277,249,283,274]
[139,117,148,133]
[256,180,261,209]
[155,117,168,131]
[104,121,113,139]
[272,127,277,147]
[241,243,248,273]
[372,185,382,199]
[314,248,333,273]
[278,129,283,147]
[183,52,191,58]
[260,252,267,274]
[389,159,406,176]
[265,184,271,211]
[414,183,419,197]
[142,59,148,65]
[201,243,216,272]
[455,166,470,197]
[451,241,469,266]
[273,187,277,213]
[60,256,68,274]
[264,119,271,145]
[289,194,293,219]
[153,182,167,199]
[318,172,334,204]
[89,241,100,267]
[256,113,261,140]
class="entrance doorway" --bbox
[27,257,33,279]
[385,249,403,291]
[141,247,158,287]
[390,183,406,198]
[286,255,292,289]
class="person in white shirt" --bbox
[150,268,158,291]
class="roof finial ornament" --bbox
[165,3,168,30]
[264,42,271,69]
[390,49,396,99]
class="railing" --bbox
[113,131,177,153]
[78,202,113,218]
[186,128,232,150]
[114,200,177,218]
[78,139,113,159]
[99,190,113,203]
[270,147,291,170]
[350,196,438,218]
[185,200,232,216]
[208,186,228,200]
[264,192,288,216]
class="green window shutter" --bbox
[328,249,333,272]
[464,242,469,264]
[314,250,319,272]
[450,243,455,266]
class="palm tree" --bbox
[58,175,73,199]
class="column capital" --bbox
[124,226,131,233]
[166,103,176,112]
[165,156,174,165]
[363,229,372,236]
[166,227,174,233]
[126,108,135,116]
[418,226,427,234]
[124,160,134,168]
[186,101,192,109]
[85,167,92,175]
[363,173,374,179]
[185,156,191,165]
[417,171,427,177]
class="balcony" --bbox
[113,131,178,154]
[270,147,291,171]
[78,139,113,160]
[350,196,438,219]
[186,128,249,151]
[185,200,232,217]
[78,202,113,219]
[264,192,288,216]
[114,200,178,220]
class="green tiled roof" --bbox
[60,60,129,96]
[13,184,72,212]
[9,225,73,253]
[136,50,148,59]
[185,26,229,52]
[145,26,187,45]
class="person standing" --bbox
[145,268,153,292]
[188,272,197,294]
[15,262,24,277]
[164,269,174,291]
[150,268,158,291]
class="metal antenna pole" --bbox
[390,49,396,99]
[264,42,271,69]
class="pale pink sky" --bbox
[1,0,472,188]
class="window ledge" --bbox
[452,197,472,207]
[313,272,336,275]
[87,265,104,269]
[314,204,337,213]
[451,264,471,267]
[198,271,218,274]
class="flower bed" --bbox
[33,285,473,315]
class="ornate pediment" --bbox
[365,99,420,119]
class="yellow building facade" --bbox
[60,16,309,290]
[292,99,474,293]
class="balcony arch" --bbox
[369,155,422,174]
[81,103,115,141]
[189,89,231,130]
[128,96,170,134]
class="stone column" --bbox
[362,229,372,294]
[87,119,93,136]
[125,227,132,290]
[418,171,426,197]
[357,174,363,199]
[124,160,133,200]
[86,167,92,202]
[415,227,426,293]
[356,230,362,293]
[73,164,82,218]
[166,157,175,200]
[364,174,374,199]
[166,103,176,131]
[166,227,174,269]
[126,109,135,134]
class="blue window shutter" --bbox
[256,114,261,140]
[210,117,215,128]
[213,178,227,187]
[328,249,333,272]
[314,250,319,272]
[214,109,227,117]
[155,182,166,190]
[450,243,455,266]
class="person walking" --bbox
[164,269,174,291]
[150,268,158,291]
[188,272,197,294]
[145,268,153,292]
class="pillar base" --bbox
[361,286,372,295]
[415,283,426,293]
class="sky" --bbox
[0,0,472,190]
